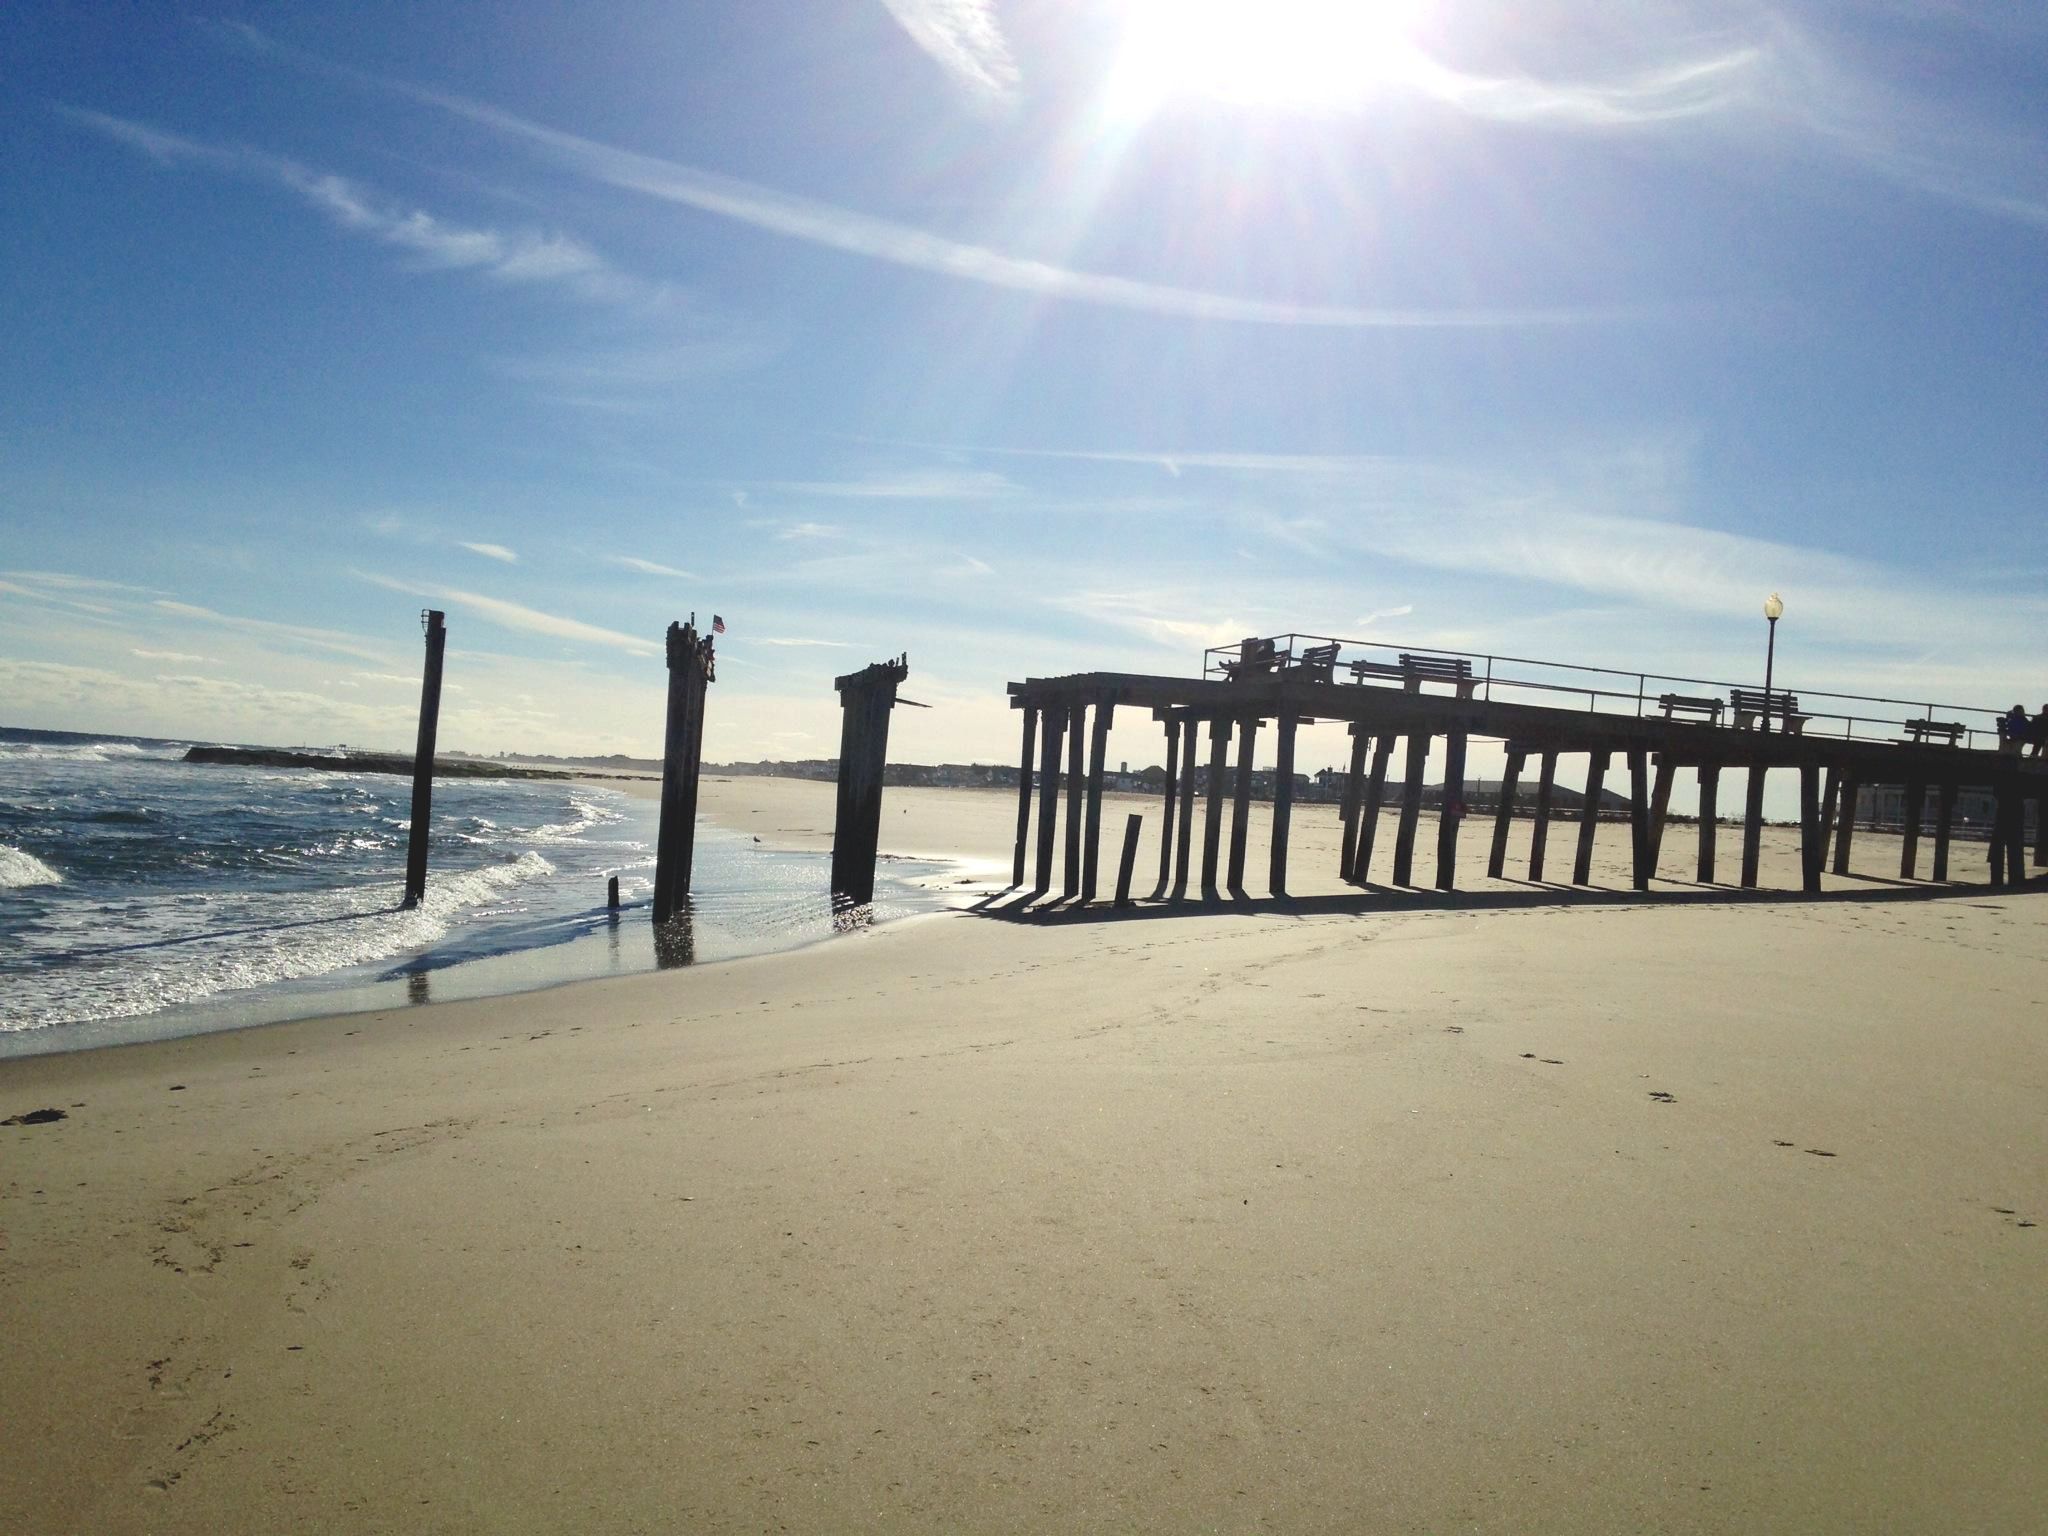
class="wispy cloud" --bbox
[61,106,680,309]
[607,555,697,579]
[355,571,660,655]
[776,522,844,542]
[759,468,1016,500]
[756,637,854,648]
[131,647,216,664]
[879,0,1020,107]
[1401,43,1766,129]
[152,599,392,662]
[459,541,519,564]
[338,80,1626,328]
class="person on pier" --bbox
[1999,704,2029,754]
[2029,703,2048,760]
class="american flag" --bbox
[711,614,726,634]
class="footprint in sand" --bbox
[1804,1148,1836,1157]
[1648,1091,1676,1103]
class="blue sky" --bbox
[4,1,2045,782]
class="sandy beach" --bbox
[4,776,2044,1532]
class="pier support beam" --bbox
[1529,751,1558,881]
[829,653,906,907]
[1900,777,1924,880]
[653,617,714,924]
[1227,716,1260,896]
[1798,762,1823,894]
[1063,701,1086,899]
[1270,714,1297,898]
[401,608,448,911]
[1201,716,1230,898]
[1338,727,1369,881]
[1647,755,1676,873]
[1932,780,1956,882]
[1573,750,1609,887]
[1392,732,1429,887]
[1354,735,1393,884]
[1172,716,1198,901]
[1818,766,1840,874]
[1033,706,1064,895]
[1081,700,1113,902]
[1435,729,1468,892]
[1626,748,1651,891]
[1697,765,1720,884]
[1011,704,1038,888]
[1151,716,1179,899]
[1832,776,1859,875]
[1488,749,1525,879]
[1740,765,1766,890]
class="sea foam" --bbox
[0,844,62,888]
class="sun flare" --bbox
[1107,0,1426,115]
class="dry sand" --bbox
[4,777,2045,1532]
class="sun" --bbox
[1106,0,1427,116]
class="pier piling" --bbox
[1901,776,1925,880]
[1435,728,1467,891]
[1338,726,1369,881]
[1392,733,1428,887]
[1573,750,1608,886]
[1487,748,1525,880]
[1114,813,1143,907]
[1011,704,1038,888]
[1082,700,1113,902]
[1172,715,1198,900]
[1033,707,1064,895]
[653,618,715,925]
[1151,716,1179,899]
[829,653,907,907]
[1740,765,1766,889]
[1269,714,1297,897]
[401,608,447,911]
[1696,765,1720,883]
[1354,735,1393,884]
[1201,717,1230,898]
[1227,716,1259,895]
[1529,751,1557,881]
[1832,775,1858,875]
[1933,780,1956,882]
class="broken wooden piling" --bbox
[829,652,907,907]
[653,618,715,925]
[401,608,447,911]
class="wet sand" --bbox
[3,777,2044,1532]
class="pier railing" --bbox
[1201,632,2013,751]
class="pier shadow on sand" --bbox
[970,869,2045,928]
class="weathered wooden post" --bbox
[1434,728,1468,891]
[1817,765,1840,874]
[1338,726,1370,881]
[1114,813,1143,907]
[1627,747,1651,891]
[1573,749,1609,887]
[653,618,716,924]
[1740,764,1766,889]
[1353,735,1394,885]
[1392,733,1429,887]
[830,653,908,906]
[1798,762,1822,893]
[1081,699,1114,902]
[607,875,620,911]
[1011,704,1038,888]
[1269,714,1297,898]
[1033,706,1065,894]
[1931,781,1956,882]
[1831,774,1858,875]
[401,608,447,911]
[1151,715,1180,899]
[1697,764,1720,883]
[1063,700,1086,899]
[2035,788,2046,868]
[1900,776,1925,879]
[1227,715,1260,895]
[1647,754,1676,872]
[1200,716,1230,898]
[1172,715,1198,901]
[1991,775,2026,886]
[1487,748,1525,880]
[1529,750,1557,881]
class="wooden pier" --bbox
[831,654,910,906]
[1007,643,2046,907]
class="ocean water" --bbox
[0,728,951,1057]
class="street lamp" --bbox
[1761,592,1784,734]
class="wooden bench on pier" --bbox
[1657,693,1724,725]
[1349,652,1477,698]
[1729,687,1806,733]
[1898,718,1966,748]
[1280,642,1341,683]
